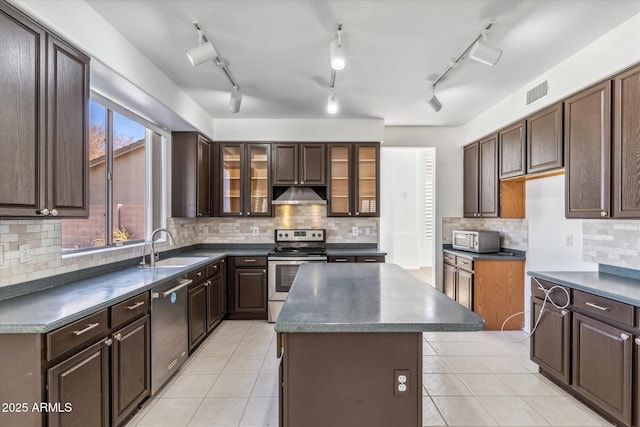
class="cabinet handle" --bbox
[244,259,257,263]
[113,333,122,341]
[104,338,113,346]
[335,258,348,262]
[585,302,609,311]
[73,322,100,336]
[620,333,630,341]
[363,258,377,262]
[127,301,145,310]
[600,211,607,217]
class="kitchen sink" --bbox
[149,256,209,268]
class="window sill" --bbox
[61,241,147,260]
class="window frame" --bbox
[61,92,169,256]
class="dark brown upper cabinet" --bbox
[464,134,499,218]
[564,81,612,218]
[327,143,380,217]
[219,143,272,217]
[612,64,640,219]
[499,120,526,179]
[272,143,326,185]
[527,102,563,174]
[0,2,89,218]
[171,132,212,218]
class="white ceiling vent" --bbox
[526,81,548,105]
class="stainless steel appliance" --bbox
[452,230,500,253]
[150,277,191,394]
[267,229,327,322]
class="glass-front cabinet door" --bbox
[220,144,243,216]
[355,144,379,217]
[246,144,271,216]
[327,145,352,216]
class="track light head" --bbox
[229,89,242,113]
[469,34,502,66]
[425,87,442,113]
[330,38,346,71]
[186,41,218,67]
[327,91,338,114]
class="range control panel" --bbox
[274,229,325,242]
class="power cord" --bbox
[500,277,570,343]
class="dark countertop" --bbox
[275,263,485,333]
[326,248,386,257]
[528,271,640,307]
[443,245,526,261]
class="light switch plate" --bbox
[352,226,358,236]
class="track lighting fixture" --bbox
[327,90,339,114]
[469,31,502,66]
[229,88,242,113]
[330,22,346,70]
[425,21,501,113]
[425,86,442,112]
[186,22,243,113]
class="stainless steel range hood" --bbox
[272,187,327,205]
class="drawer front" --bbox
[328,256,355,263]
[455,256,473,272]
[111,291,150,329]
[443,252,456,265]
[530,278,572,307]
[234,256,267,267]
[47,309,109,361]
[188,266,208,284]
[356,256,385,263]
[574,290,634,327]
[207,261,223,277]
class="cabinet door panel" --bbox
[207,276,222,330]
[188,284,207,352]
[220,144,243,216]
[247,144,271,216]
[527,102,563,174]
[235,269,267,313]
[355,144,379,217]
[443,263,456,300]
[196,135,211,217]
[463,143,479,217]
[327,144,352,216]
[635,336,639,427]
[0,4,46,216]
[47,339,109,427]
[456,269,473,310]
[499,121,526,179]
[572,313,632,426]
[47,34,90,217]
[530,298,571,385]
[300,144,325,185]
[272,144,298,185]
[613,64,640,218]
[112,315,150,426]
[565,81,611,218]
[479,134,499,217]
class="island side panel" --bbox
[283,332,422,427]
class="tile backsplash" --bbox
[583,220,640,270]
[0,205,377,288]
[442,217,529,251]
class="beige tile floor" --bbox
[125,321,613,427]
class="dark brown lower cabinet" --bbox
[207,275,222,330]
[111,315,150,426]
[47,337,110,427]
[235,269,267,313]
[188,282,207,352]
[635,335,639,427]
[572,313,633,427]
[530,297,571,385]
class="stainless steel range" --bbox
[267,228,327,322]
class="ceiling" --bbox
[86,0,639,127]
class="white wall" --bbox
[523,174,597,330]
[382,127,462,288]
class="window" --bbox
[62,98,163,252]
[421,148,435,246]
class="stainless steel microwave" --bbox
[452,230,500,253]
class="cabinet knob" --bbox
[247,212,251,215]
[197,272,202,277]
[348,212,351,216]
[50,209,58,216]
[113,333,122,341]
[635,338,640,345]
[560,310,568,316]
[263,269,266,273]
[355,212,359,216]
[600,211,607,217]
[620,333,630,341]
[295,181,298,184]
[37,208,50,216]
[104,338,113,346]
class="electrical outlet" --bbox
[203,227,209,236]
[251,226,259,235]
[352,226,358,236]
[19,243,31,264]
[394,369,410,396]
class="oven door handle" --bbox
[268,257,327,262]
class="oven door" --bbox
[268,258,326,301]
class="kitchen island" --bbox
[274,263,484,427]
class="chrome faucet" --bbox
[148,228,176,267]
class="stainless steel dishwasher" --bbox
[151,276,191,395]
